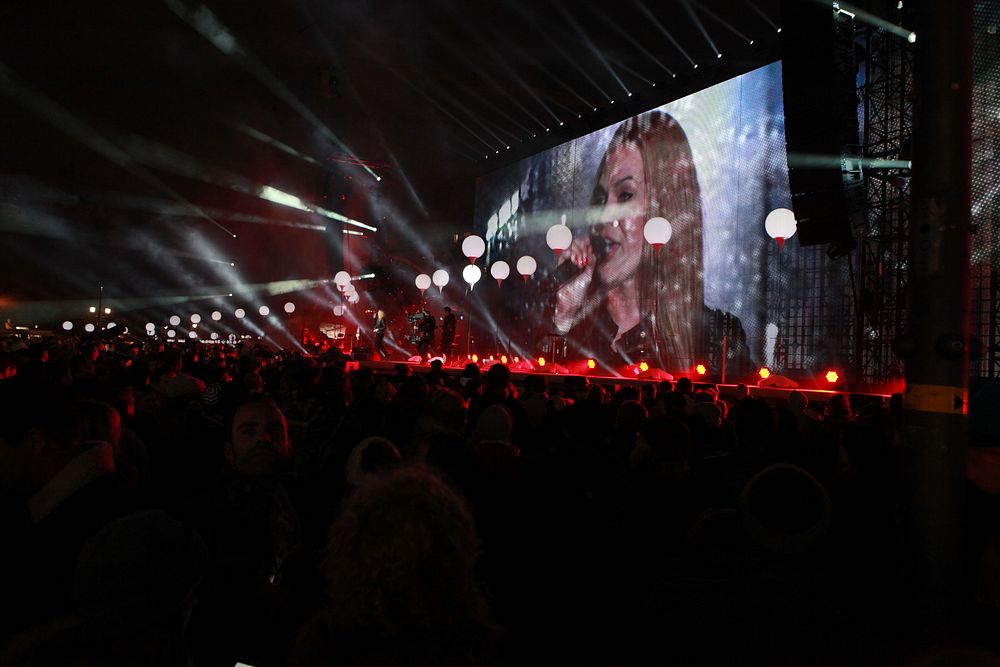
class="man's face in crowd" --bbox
[226,401,291,478]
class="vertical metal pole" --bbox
[97,285,103,331]
[902,0,972,639]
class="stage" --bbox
[349,358,891,407]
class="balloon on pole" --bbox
[490,260,510,287]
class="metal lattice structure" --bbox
[856,19,914,385]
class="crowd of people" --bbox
[1,332,999,666]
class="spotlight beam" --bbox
[114,130,375,231]
[160,0,378,180]
[634,0,698,67]
[695,3,755,44]
[508,3,612,103]
[233,122,324,168]
[480,45,559,128]
[555,3,631,96]
[0,61,235,238]
[744,0,780,31]
[587,3,677,79]
[385,66,502,151]
[680,0,722,57]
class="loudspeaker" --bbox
[781,1,860,247]
[351,346,370,361]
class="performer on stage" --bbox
[416,308,436,357]
[440,306,456,359]
[373,309,388,359]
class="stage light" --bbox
[558,121,563,126]
[85,323,95,333]
[825,370,840,384]
[538,357,546,367]
[693,64,699,69]
[106,322,116,330]
[62,321,73,330]
[593,108,597,111]
[501,355,508,364]
[375,175,382,182]
[749,39,754,45]
[627,91,632,96]
[777,27,782,32]
[908,32,916,43]
[472,354,479,363]
[235,308,246,319]
[284,302,295,313]
[89,306,96,313]
[191,313,202,323]
[639,361,649,372]
[652,83,656,87]
[104,307,111,315]
[758,367,771,379]
[462,264,482,288]
[211,311,222,321]
[587,359,596,370]
[169,315,181,326]
[167,329,175,338]
[695,364,707,375]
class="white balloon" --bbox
[145,322,156,330]
[62,321,73,331]
[432,269,450,289]
[765,208,797,239]
[490,260,510,282]
[106,322,116,330]
[284,302,295,313]
[210,332,219,340]
[463,264,482,286]
[189,330,198,338]
[258,306,270,316]
[167,329,176,338]
[211,310,223,321]
[643,217,673,246]
[516,255,537,277]
[333,305,345,317]
[461,235,485,261]
[235,308,246,319]
[415,273,432,291]
[85,323,96,333]
[348,292,360,304]
[546,224,573,251]
[169,315,181,326]
[190,313,202,324]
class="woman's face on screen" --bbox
[591,145,647,286]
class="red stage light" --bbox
[758,367,771,379]
[500,355,508,364]
[472,354,479,363]
[825,370,840,384]
[695,363,707,375]
[513,356,520,363]
[587,359,596,369]
[538,357,546,367]
[639,361,649,372]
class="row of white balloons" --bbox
[333,271,362,304]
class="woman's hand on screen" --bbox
[553,236,594,333]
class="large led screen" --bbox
[473,62,803,376]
